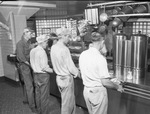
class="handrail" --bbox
[125,85,150,93]
[124,88,150,97]
[123,84,150,100]
[124,91,150,100]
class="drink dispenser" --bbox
[122,38,132,79]
[130,34,148,79]
[113,33,128,79]
[113,32,148,82]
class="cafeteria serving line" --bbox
[1,1,150,114]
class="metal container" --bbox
[113,33,128,66]
[112,7,121,15]
[114,65,122,79]
[118,5,133,22]
[113,34,128,78]
[119,5,133,14]
[130,34,148,69]
[112,17,122,27]
[133,5,147,14]
[122,39,132,67]
[130,34,148,78]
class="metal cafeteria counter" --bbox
[49,62,150,114]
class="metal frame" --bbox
[86,1,150,18]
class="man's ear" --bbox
[101,40,105,44]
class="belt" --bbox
[34,72,47,74]
[57,74,71,77]
[85,86,103,88]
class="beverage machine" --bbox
[113,32,148,83]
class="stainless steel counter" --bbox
[50,72,150,114]
[49,60,150,114]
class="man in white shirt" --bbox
[50,27,80,114]
[79,31,124,114]
[30,34,53,114]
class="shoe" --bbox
[23,101,29,104]
[31,107,38,113]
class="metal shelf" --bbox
[87,1,133,7]
[87,1,150,8]
[109,13,150,17]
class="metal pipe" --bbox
[109,13,150,17]
[124,88,150,97]
[125,85,150,93]
[87,1,133,7]
[100,2,149,8]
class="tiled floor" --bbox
[0,77,88,114]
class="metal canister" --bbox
[112,17,122,27]
[121,39,132,80]
[112,7,121,15]
[113,33,128,78]
[133,5,147,13]
[122,39,132,67]
[130,34,148,78]
[118,5,133,22]
[113,33,128,66]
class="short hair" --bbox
[23,27,34,34]
[91,32,104,42]
[36,34,49,44]
[56,27,71,37]
[50,32,58,37]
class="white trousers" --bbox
[83,86,108,114]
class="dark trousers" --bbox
[34,73,50,114]
[19,63,35,109]
[56,75,76,114]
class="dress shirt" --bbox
[30,45,50,73]
[16,36,31,63]
[50,41,78,77]
[79,47,110,87]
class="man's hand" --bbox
[42,67,53,73]
[117,84,124,93]
[77,71,81,78]
[24,61,30,66]
[74,70,81,79]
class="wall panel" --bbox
[0,26,17,80]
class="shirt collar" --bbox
[37,45,43,49]
[89,47,100,53]
[56,41,67,47]
[21,36,28,42]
